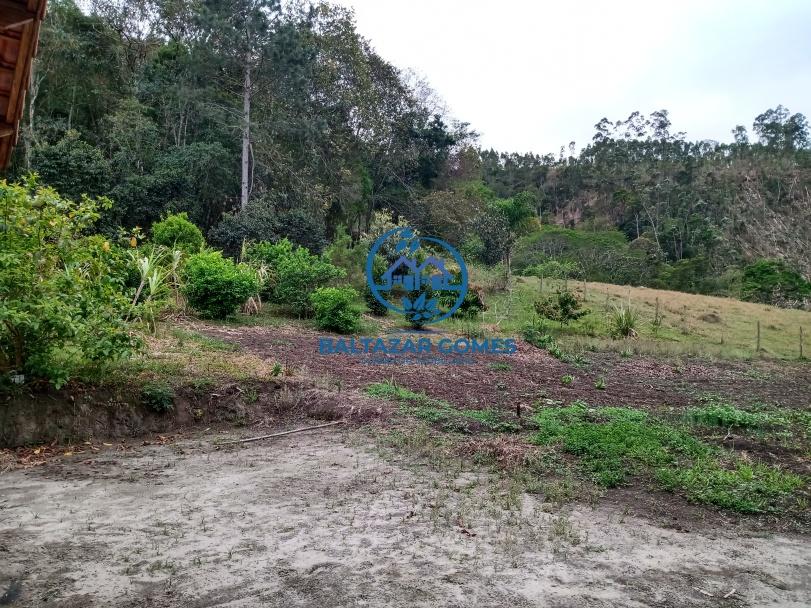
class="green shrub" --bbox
[523,260,583,280]
[274,247,346,316]
[310,287,361,333]
[141,380,174,413]
[609,305,639,338]
[513,226,653,284]
[364,285,389,316]
[183,251,259,319]
[0,180,139,387]
[210,197,327,257]
[363,254,388,316]
[151,212,205,253]
[533,290,588,326]
[741,259,811,306]
[245,238,294,267]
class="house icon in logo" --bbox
[379,255,455,292]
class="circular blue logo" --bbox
[365,227,468,324]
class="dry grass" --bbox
[80,325,288,387]
[444,274,811,360]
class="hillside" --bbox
[470,275,811,360]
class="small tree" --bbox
[272,246,346,316]
[534,290,588,326]
[0,180,139,386]
[151,212,205,253]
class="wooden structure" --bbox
[0,0,47,168]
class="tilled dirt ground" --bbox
[1,428,809,608]
[198,324,811,411]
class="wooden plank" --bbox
[0,121,15,137]
[0,1,36,31]
[4,21,31,123]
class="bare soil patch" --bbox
[1,429,809,608]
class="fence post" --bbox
[655,297,660,324]
[801,326,805,359]
[582,279,587,300]
[756,320,761,353]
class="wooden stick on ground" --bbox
[220,421,344,445]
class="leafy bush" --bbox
[0,180,139,387]
[533,290,588,325]
[30,131,111,200]
[183,251,259,319]
[151,212,204,253]
[244,239,294,297]
[453,287,488,318]
[524,259,583,280]
[741,259,811,306]
[609,305,639,338]
[325,228,367,291]
[141,380,174,413]
[513,226,653,285]
[246,239,294,267]
[210,197,327,257]
[273,246,346,316]
[310,287,361,333]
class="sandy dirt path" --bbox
[1,429,809,607]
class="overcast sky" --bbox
[335,0,811,155]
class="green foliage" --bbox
[363,253,388,315]
[595,376,606,390]
[514,226,652,285]
[608,305,639,338]
[364,286,389,316]
[151,212,204,253]
[141,380,174,413]
[454,288,488,319]
[310,287,361,333]
[273,246,346,316]
[245,238,294,267]
[534,290,588,325]
[182,251,259,319]
[741,259,811,306]
[30,131,111,201]
[561,375,574,386]
[685,399,783,429]
[524,260,583,280]
[531,403,801,511]
[0,180,139,387]
[656,461,802,513]
[325,228,367,290]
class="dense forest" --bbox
[5,0,811,300]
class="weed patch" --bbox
[530,402,802,512]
